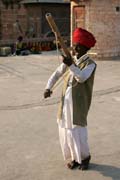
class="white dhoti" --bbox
[58,86,90,164]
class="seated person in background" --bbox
[15,36,31,56]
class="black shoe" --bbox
[67,160,80,169]
[79,155,91,170]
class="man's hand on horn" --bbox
[62,55,73,66]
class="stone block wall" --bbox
[0,1,27,40]
[71,0,120,58]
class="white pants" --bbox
[58,126,90,164]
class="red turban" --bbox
[73,28,96,48]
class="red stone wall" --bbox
[0,2,70,42]
[0,2,27,40]
[71,0,120,58]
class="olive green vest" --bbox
[57,56,96,126]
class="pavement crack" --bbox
[94,86,120,97]
[0,97,60,110]
[0,64,24,79]
[0,86,120,111]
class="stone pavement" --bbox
[0,52,120,180]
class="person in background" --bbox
[15,36,30,56]
[44,28,97,170]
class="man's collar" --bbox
[74,54,89,65]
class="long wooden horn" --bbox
[45,13,71,58]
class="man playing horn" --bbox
[44,28,97,170]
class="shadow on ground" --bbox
[90,163,120,180]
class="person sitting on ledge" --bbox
[15,36,31,56]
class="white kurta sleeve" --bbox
[69,63,96,83]
[45,63,67,90]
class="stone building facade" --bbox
[0,0,70,41]
[0,0,27,40]
[71,0,120,58]
[0,0,120,57]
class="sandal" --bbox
[67,160,80,169]
[79,155,91,170]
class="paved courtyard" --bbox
[0,51,120,180]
